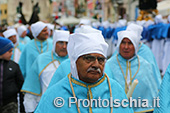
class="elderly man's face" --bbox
[119,38,135,59]
[37,27,49,40]
[55,41,68,57]
[8,35,17,44]
[76,53,106,83]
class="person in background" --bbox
[3,29,25,63]
[17,25,31,45]
[19,21,53,79]
[105,29,159,112]
[21,30,69,113]
[0,37,24,113]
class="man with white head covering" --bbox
[21,30,69,112]
[19,21,53,79]
[112,23,161,89]
[17,25,31,44]
[105,30,159,112]
[3,28,25,63]
[35,31,133,113]
[48,25,102,88]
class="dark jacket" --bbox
[0,59,24,106]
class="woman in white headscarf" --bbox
[105,30,159,113]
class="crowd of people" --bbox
[0,14,170,113]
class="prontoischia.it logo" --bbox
[53,97,160,108]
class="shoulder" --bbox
[106,55,117,64]
[108,76,126,95]
[138,55,151,65]
[60,59,70,66]
[165,64,170,74]
[45,76,70,96]
[38,51,51,58]
[8,60,19,66]
[22,40,35,50]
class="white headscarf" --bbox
[101,21,110,29]
[155,14,163,24]
[76,25,101,34]
[3,29,19,46]
[67,32,108,80]
[52,30,69,56]
[117,30,139,55]
[144,20,154,28]
[79,19,91,26]
[30,21,47,39]
[126,23,143,40]
[117,19,127,27]
[3,29,17,39]
[17,25,27,37]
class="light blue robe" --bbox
[35,74,134,113]
[21,51,68,95]
[112,43,161,89]
[19,38,53,79]
[48,58,71,88]
[11,42,25,63]
[105,54,159,112]
[153,64,170,113]
[19,36,31,45]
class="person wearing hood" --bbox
[35,29,133,113]
[112,23,161,89]
[21,30,69,112]
[3,29,25,63]
[105,30,159,112]
[17,25,31,45]
[48,25,102,88]
[18,21,53,79]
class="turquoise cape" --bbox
[11,42,25,61]
[19,36,31,45]
[105,54,159,112]
[21,51,68,95]
[48,58,71,88]
[19,38,53,79]
[35,74,134,113]
[153,64,170,113]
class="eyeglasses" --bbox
[57,41,68,46]
[82,55,106,64]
